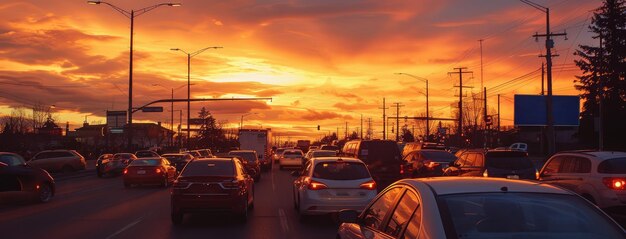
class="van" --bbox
[341,140,403,188]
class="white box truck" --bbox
[238,129,272,171]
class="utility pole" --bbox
[366,118,372,140]
[523,0,567,155]
[479,39,484,93]
[449,67,473,146]
[379,98,388,140]
[392,102,404,142]
[541,62,545,95]
[497,94,501,145]
[345,122,348,139]
[360,114,363,139]
[483,87,488,148]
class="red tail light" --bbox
[123,168,128,175]
[603,177,626,190]
[222,180,242,189]
[400,164,405,175]
[305,178,327,190]
[155,168,162,174]
[359,180,377,190]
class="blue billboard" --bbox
[514,95,580,126]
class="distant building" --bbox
[74,122,173,149]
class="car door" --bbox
[539,155,565,186]
[459,153,478,177]
[28,152,53,170]
[557,156,590,192]
[340,187,404,239]
[0,154,35,198]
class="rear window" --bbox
[163,155,184,162]
[360,141,401,162]
[598,157,626,174]
[135,151,155,157]
[284,151,303,156]
[129,159,160,166]
[229,152,256,162]
[320,145,339,151]
[114,154,135,160]
[313,162,370,180]
[182,160,234,176]
[421,151,457,162]
[312,151,337,158]
[486,157,534,170]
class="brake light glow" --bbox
[222,180,241,189]
[305,178,328,190]
[359,180,377,190]
[155,168,162,174]
[123,168,128,175]
[535,169,540,180]
[400,164,405,175]
[603,177,626,190]
[483,169,488,177]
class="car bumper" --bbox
[299,191,376,215]
[597,189,626,209]
[171,194,245,214]
[279,159,301,167]
[124,175,163,185]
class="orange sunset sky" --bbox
[0,0,600,139]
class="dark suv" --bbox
[341,140,403,189]
[443,149,537,180]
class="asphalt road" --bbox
[0,164,339,239]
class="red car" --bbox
[123,157,177,188]
[171,158,255,225]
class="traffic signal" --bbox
[317,125,320,130]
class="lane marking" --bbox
[278,209,289,233]
[105,216,145,239]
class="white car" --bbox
[292,157,377,217]
[279,149,304,170]
[336,177,626,239]
[539,151,626,210]
[509,142,528,152]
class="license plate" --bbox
[137,170,146,174]
[507,175,519,179]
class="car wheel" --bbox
[171,212,183,225]
[37,183,53,203]
[238,196,249,223]
[62,165,74,173]
[161,175,169,187]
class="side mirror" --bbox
[290,171,301,177]
[338,209,359,224]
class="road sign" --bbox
[514,95,580,126]
[189,118,205,125]
[142,107,163,112]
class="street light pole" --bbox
[395,73,429,140]
[88,1,181,150]
[171,47,222,149]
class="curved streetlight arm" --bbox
[87,1,180,18]
[394,72,427,83]
[190,46,223,57]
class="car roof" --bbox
[400,177,572,196]
[162,153,184,156]
[310,157,363,164]
[229,150,255,153]
[557,151,626,159]
[191,157,234,162]
[285,149,303,152]
[312,150,337,153]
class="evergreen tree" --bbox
[400,127,415,142]
[574,0,626,149]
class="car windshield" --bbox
[312,151,337,158]
[198,150,210,157]
[486,156,534,170]
[284,151,302,157]
[229,152,256,162]
[129,159,160,166]
[135,151,155,157]
[439,192,625,239]
[421,151,457,162]
[597,157,626,174]
[163,155,184,162]
[114,154,134,160]
[360,141,401,162]
[312,161,370,180]
[0,154,25,166]
[181,160,234,177]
